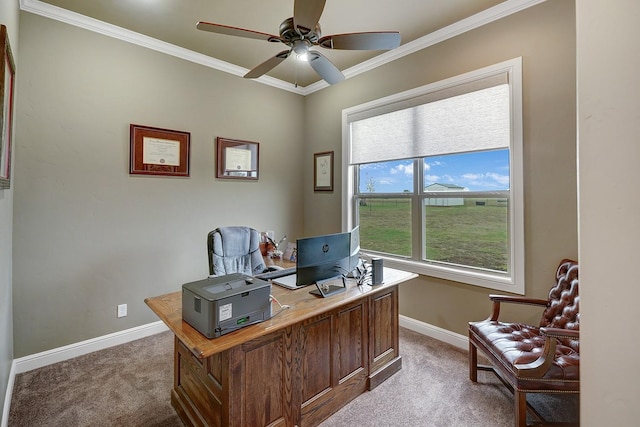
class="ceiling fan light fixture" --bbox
[197,0,401,85]
[292,39,311,61]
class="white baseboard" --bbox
[13,321,169,375]
[399,315,468,351]
[1,360,16,427]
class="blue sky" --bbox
[358,149,510,193]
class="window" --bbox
[342,58,524,293]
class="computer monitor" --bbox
[296,231,351,287]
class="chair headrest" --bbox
[213,226,260,257]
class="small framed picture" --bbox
[283,242,297,262]
[216,137,259,180]
[0,25,16,190]
[314,151,334,192]
[129,124,190,177]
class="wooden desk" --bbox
[145,267,417,427]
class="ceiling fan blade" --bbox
[318,32,401,50]
[308,51,344,85]
[293,0,326,34]
[196,21,280,42]
[244,50,291,79]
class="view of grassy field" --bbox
[358,199,508,271]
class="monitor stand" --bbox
[309,276,347,298]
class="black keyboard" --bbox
[254,267,296,280]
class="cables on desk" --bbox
[270,294,292,318]
[335,256,373,287]
[352,260,373,287]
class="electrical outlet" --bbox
[117,304,127,318]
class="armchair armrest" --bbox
[513,327,579,378]
[487,295,549,321]
[489,294,549,305]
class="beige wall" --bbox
[0,0,19,414]
[8,2,579,356]
[6,0,640,424]
[12,12,305,357]
[304,0,578,335]
[577,1,640,424]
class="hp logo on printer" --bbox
[322,244,330,253]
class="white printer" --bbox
[182,273,271,338]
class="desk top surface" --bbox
[145,266,416,359]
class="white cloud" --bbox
[487,172,510,186]
[425,160,444,168]
[392,164,413,176]
[462,173,483,180]
[460,172,509,188]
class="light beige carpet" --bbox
[9,327,578,426]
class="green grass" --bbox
[359,200,412,256]
[359,199,508,271]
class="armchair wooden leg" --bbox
[469,340,478,382]
[514,389,527,427]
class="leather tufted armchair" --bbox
[468,259,579,427]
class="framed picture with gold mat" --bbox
[0,25,16,190]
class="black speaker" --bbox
[371,257,383,285]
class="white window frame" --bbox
[341,58,524,294]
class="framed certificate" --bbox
[130,124,190,177]
[216,137,259,180]
[0,25,16,190]
[314,151,334,191]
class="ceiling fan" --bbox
[196,0,401,85]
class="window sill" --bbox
[364,254,524,295]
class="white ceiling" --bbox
[23,0,542,92]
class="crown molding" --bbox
[21,0,546,96]
[19,0,305,94]
[303,0,546,95]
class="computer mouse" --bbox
[265,265,284,272]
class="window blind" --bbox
[350,72,510,165]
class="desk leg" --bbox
[368,286,401,390]
[172,333,291,427]
[172,338,224,426]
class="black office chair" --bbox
[207,226,266,276]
